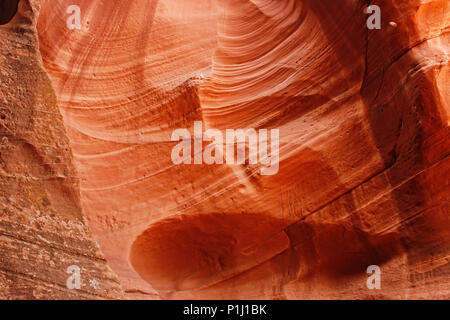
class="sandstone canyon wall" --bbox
[0,0,123,299]
[0,0,449,299]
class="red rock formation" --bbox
[1,0,448,299]
[0,0,123,299]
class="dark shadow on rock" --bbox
[129,148,401,298]
[0,0,19,25]
[305,0,449,283]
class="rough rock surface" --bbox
[0,0,448,299]
[0,0,123,299]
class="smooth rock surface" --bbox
[38,0,450,299]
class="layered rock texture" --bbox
[0,0,448,299]
[0,0,123,299]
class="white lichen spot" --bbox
[89,279,100,290]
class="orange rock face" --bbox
[0,0,448,299]
[0,0,123,299]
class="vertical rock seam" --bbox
[0,0,123,299]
